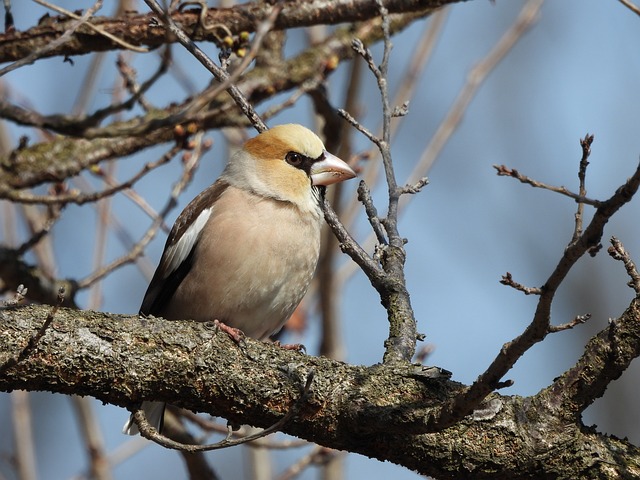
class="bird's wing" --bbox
[139,181,230,316]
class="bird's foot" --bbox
[213,319,245,344]
[273,340,306,353]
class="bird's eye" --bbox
[286,152,303,166]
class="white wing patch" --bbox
[162,208,212,278]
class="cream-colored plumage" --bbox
[162,185,321,338]
[123,124,355,435]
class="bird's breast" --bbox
[162,186,322,339]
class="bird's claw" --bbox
[213,319,245,344]
[273,340,306,353]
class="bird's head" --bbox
[225,124,356,212]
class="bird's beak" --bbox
[310,151,356,186]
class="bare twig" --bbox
[277,446,338,480]
[0,145,183,205]
[336,2,534,288]
[338,107,379,145]
[608,237,640,295]
[177,410,309,449]
[357,180,387,245]
[134,371,315,452]
[0,45,169,136]
[0,1,103,77]
[21,199,63,289]
[143,0,268,133]
[543,295,640,415]
[571,134,594,242]
[500,272,542,295]
[320,199,384,285]
[494,164,602,207]
[547,313,591,333]
[619,0,640,16]
[336,0,418,364]
[76,134,205,289]
[3,0,14,33]
[33,0,148,53]
[427,152,640,432]
[260,78,324,120]
[13,206,61,256]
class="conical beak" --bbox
[310,151,356,186]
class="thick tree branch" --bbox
[0,0,455,65]
[543,296,640,415]
[0,304,639,479]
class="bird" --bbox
[123,123,356,435]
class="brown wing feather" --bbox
[139,181,230,316]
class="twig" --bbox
[338,107,379,146]
[337,0,418,364]
[426,150,640,432]
[548,314,591,333]
[260,77,324,120]
[321,198,384,285]
[116,55,153,112]
[277,446,337,480]
[619,0,640,17]
[357,180,387,245]
[347,7,448,226]
[89,169,171,231]
[336,2,532,287]
[0,1,104,77]
[407,0,544,182]
[143,0,269,133]
[399,177,429,195]
[339,9,442,239]
[500,272,542,295]
[76,133,205,289]
[14,206,61,256]
[135,371,315,452]
[571,134,594,242]
[0,46,169,136]
[20,202,57,277]
[178,410,309,449]
[608,237,640,295]
[3,0,14,33]
[0,145,183,205]
[33,0,149,53]
[493,164,602,207]
[88,161,115,311]
[542,295,640,415]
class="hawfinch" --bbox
[124,123,356,435]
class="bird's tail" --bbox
[122,401,166,435]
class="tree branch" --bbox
[542,295,640,415]
[428,156,640,432]
[0,0,456,64]
[0,11,429,192]
[1,304,639,478]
